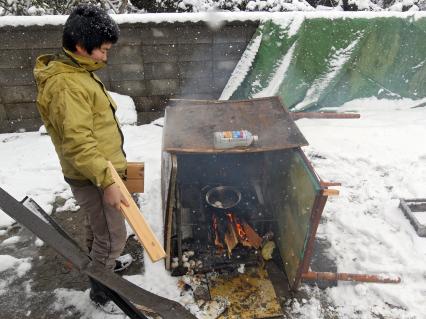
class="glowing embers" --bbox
[212,212,262,256]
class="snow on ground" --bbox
[0,254,32,295]
[1,94,426,318]
[293,97,426,318]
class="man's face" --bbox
[76,42,112,63]
[90,43,112,63]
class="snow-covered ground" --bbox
[291,97,426,318]
[1,92,425,318]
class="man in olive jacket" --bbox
[34,5,129,312]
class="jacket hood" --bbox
[33,48,106,88]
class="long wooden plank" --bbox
[320,181,342,187]
[292,112,360,120]
[301,271,401,284]
[108,161,166,262]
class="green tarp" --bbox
[222,15,426,111]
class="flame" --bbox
[227,212,248,241]
[226,212,234,223]
[235,216,248,241]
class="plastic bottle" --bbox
[213,130,258,149]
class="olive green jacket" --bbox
[33,48,126,189]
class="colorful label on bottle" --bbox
[223,131,244,139]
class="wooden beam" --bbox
[126,162,144,178]
[292,112,360,120]
[301,271,401,284]
[123,162,144,193]
[108,161,166,262]
[320,181,342,187]
[322,189,340,196]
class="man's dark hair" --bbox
[63,5,119,54]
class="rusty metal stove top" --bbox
[163,97,308,153]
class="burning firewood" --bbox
[212,214,224,250]
[232,214,250,247]
[224,217,239,255]
[242,221,262,249]
[213,211,264,256]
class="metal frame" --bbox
[400,198,426,237]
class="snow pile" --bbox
[0,130,66,227]
[109,91,138,126]
[0,255,31,274]
[55,198,80,213]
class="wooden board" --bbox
[123,179,144,194]
[108,161,166,262]
[126,162,145,179]
[124,162,144,193]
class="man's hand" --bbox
[103,183,129,211]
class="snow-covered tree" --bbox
[0,0,424,15]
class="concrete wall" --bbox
[0,21,258,133]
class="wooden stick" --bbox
[107,161,166,262]
[292,112,360,120]
[320,181,342,187]
[322,189,340,196]
[224,221,239,255]
[301,271,401,284]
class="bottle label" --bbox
[223,131,244,139]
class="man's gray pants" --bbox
[70,184,127,271]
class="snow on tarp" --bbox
[221,15,426,110]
